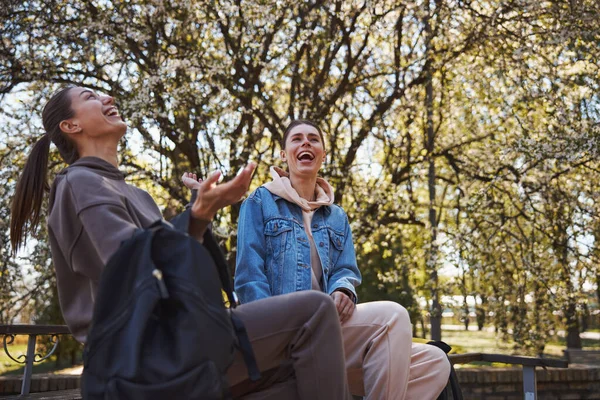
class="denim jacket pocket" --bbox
[328,228,345,266]
[264,219,293,290]
[265,218,293,254]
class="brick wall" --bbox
[456,366,600,400]
[0,374,80,395]
[0,367,599,398]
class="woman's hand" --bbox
[331,290,355,323]
[190,162,257,223]
[182,172,202,190]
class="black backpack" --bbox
[82,213,260,399]
[429,341,464,400]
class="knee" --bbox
[427,345,452,383]
[376,301,411,325]
[294,290,337,320]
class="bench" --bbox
[563,348,600,365]
[1,389,81,399]
[0,325,76,399]
[2,325,570,400]
[449,352,568,400]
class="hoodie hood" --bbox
[262,166,334,211]
[59,156,125,180]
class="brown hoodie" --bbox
[262,166,334,290]
[48,157,162,342]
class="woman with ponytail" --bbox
[10,87,78,251]
[10,86,352,399]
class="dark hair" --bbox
[10,85,80,251]
[282,119,325,149]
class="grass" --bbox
[0,342,79,376]
[0,343,28,375]
[416,328,600,368]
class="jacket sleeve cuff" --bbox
[330,283,358,304]
[185,189,198,209]
[335,288,356,303]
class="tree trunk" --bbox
[565,299,582,349]
[560,233,581,349]
[596,272,600,311]
[533,278,546,355]
[580,302,589,333]
[424,1,441,342]
[550,190,581,350]
[462,297,470,331]
[461,270,469,331]
[476,295,486,331]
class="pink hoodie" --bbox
[262,166,334,289]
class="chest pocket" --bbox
[328,228,345,267]
[264,219,293,263]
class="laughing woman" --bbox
[9,87,353,400]
[234,120,451,400]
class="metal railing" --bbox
[0,325,71,396]
[449,352,569,400]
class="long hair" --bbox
[10,86,80,251]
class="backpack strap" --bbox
[427,340,464,400]
[201,229,238,308]
[170,208,261,382]
[230,312,262,382]
[172,193,239,307]
[202,229,261,382]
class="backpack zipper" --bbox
[152,269,170,299]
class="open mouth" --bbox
[297,151,315,161]
[104,106,120,118]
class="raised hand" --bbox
[182,172,202,190]
[190,162,257,222]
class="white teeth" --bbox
[298,151,314,160]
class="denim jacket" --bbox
[234,187,362,304]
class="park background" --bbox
[1,0,599,376]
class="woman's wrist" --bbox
[334,288,356,303]
[191,205,214,223]
[189,211,212,241]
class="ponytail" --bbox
[9,85,77,252]
[10,134,51,251]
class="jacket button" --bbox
[319,242,324,247]
[274,223,278,231]
[336,239,341,246]
[313,224,318,228]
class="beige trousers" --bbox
[227,291,352,400]
[343,301,451,400]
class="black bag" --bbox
[429,341,464,400]
[82,213,260,400]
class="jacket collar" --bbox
[59,156,125,180]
